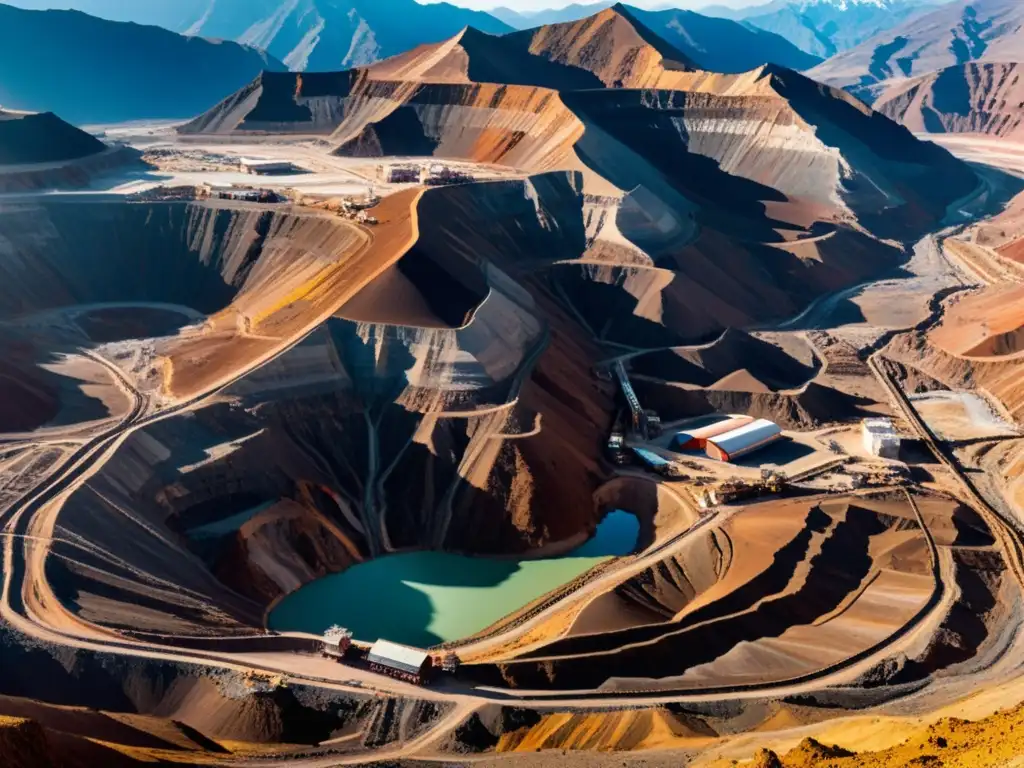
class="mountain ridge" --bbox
[2,0,514,70]
[0,4,285,124]
[809,0,1024,95]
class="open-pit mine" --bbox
[6,4,1024,766]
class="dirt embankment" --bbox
[0,623,451,761]
[630,330,819,392]
[333,80,586,172]
[463,494,940,691]
[888,319,1024,422]
[704,695,1024,767]
[0,196,393,404]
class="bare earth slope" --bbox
[873,61,1024,137]
[181,6,977,348]
[8,4,1024,766]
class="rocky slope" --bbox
[873,61,1024,137]
[183,6,976,356]
[186,6,975,228]
[0,4,284,124]
[809,0,1024,97]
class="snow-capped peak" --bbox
[794,0,904,8]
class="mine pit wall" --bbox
[564,84,975,239]
[767,70,980,235]
[41,174,616,635]
[0,200,353,321]
[563,89,846,210]
[0,146,143,194]
[631,378,875,431]
[403,173,615,553]
[466,501,929,690]
[885,332,1024,423]
[0,621,451,750]
[180,70,365,135]
[561,223,901,347]
[45,395,387,632]
[332,80,586,171]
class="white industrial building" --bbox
[366,639,433,684]
[239,158,303,175]
[705,418,783,462]
[862,418,901,458]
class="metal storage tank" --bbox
[705,419,782,462]
[671,416,755,451]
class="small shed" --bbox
[321,625,352,660]
[705,419,782,462]
[631,447,671,471]
[366,640,433,684]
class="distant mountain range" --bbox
[810,0,1024,92]
[723,0,935,59]
[807,0,1024,139]
[3,0,514,70]
[493,3,822,71]
[494,0,949,60]
[873,62,1024,139]
[0,4,284,124]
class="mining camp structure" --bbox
[321,626,353,661]
[238,158,304,175]
[704,419,784,462]
[862,417,901,459]
[366,640,434,684]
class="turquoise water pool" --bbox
[267,510,639,646]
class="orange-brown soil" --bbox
[703,697,1024,767]
[464,491,957,692]
[931,283,1024,358]
[163,189,421,399]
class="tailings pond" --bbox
[268,511,639,646]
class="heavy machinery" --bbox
[698,471,788,508]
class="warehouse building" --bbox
[670,416,754,451]
[862,418,900,459]
[366,639,433,684]
[705,419,783,462]
[239,158,303,175]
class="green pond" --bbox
[267,511,639,647]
